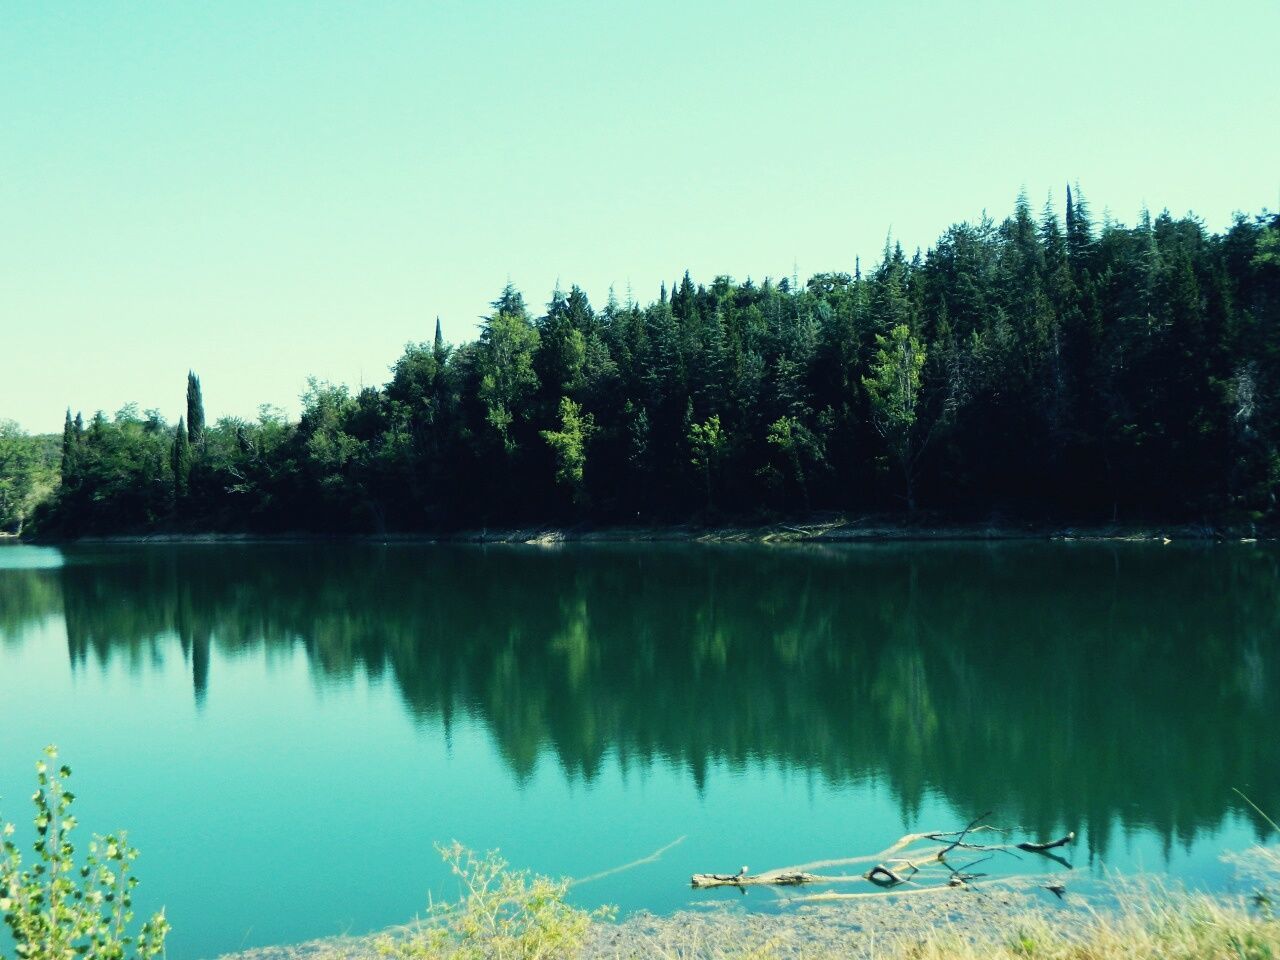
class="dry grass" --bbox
[223,845,1280,960]
[583,882,1279,960]
[894,890,1279,960]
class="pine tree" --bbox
[536,286,587,400]
[491,282,526,317]
[1066,184,1093,267]
[186,372,205,445]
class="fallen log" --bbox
[1017,832,1075,853]
[789,872,1059,904]
[690,870,817,888]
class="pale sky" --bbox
[3,0,1278,433]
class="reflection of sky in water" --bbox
[0,543,1276,960]
[0,544,62,569]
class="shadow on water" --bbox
[2,541,1278,861]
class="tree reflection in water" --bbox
[3,541,1277,858]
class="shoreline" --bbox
[15,517,1267,546]
[218,890,1073,960]
[215,868,1279,960]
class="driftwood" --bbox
[866,864,913,887]
[934,812,992,860]
[789,872,1057,904]
[691,819,1076,898]
[573,836,686,886]
[1018,831,1075,852]
[690,870,817,888]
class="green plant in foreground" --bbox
[376,842,612,960]
[0,747,169,960]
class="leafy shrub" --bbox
[0,747,169,960]
[376,842,611,960]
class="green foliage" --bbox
[540,398,594,506]
[376,843,609,960]
[186,372,205,446]
[170,419,191,501]
[38,409,173,534]
[864,325,926,455]
[478,308,541,456]
[535,288,588,400]
[763,415,827,507]
[688,414,727,509]
[0,747,169,960]
[0,422,58,534]
[30,197,1280,532]
[863,324,928,508]
[59,412,78,492]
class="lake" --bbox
[0,541,1275,958]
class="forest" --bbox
[24,189,1280,535]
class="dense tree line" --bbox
[31,191,1280,534]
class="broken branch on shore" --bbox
[690,870,818,889]
[935,811,993,860]
[690,819,1075,898]
[1017,831,1075,853]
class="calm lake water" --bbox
[0,541,1276,958]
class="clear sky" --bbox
[3,0,1278,433]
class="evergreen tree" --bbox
[477,286,540,456]
[60,409,77,488]
[1066,184,1094,267]
[171,418,191,501]
[186,372,205,445]
[535,286,588,401]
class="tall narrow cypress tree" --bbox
[186,372,205,445]
[171,418,191,501]
[60,409,75,488]
[433,317,446,365]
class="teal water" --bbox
[0,542,1275,958]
